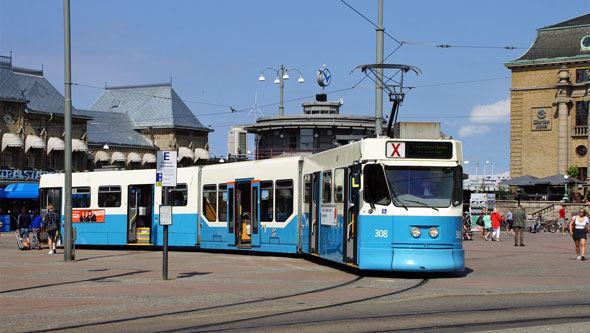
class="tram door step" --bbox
[136,228,151,244]
[237,244,252,249]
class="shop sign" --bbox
[0,169,58,181]
[532,107,552,131]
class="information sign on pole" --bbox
[156,151,177,187]
[159,205,172,226]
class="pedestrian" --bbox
[17,206,31,245]
[559,204,567,235]
[30,209,43,250]
[491,208,502,241]
[479,208,487,239]
[513,204,526,246]
[44,204,60,255]
[568,208,590,260]
[483,210,493,241]
[506,208,514,234]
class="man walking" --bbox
[559,204,567,235]
[506,208,514,235]
[513,204,526,246]
[17,206,31,246]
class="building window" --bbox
[575,101,589,126]
[0,148,20,168]
[98,186,121,207]
[203,185,217,221]
[576,68,590,83]
[576,145,587,158]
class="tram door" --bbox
[127,185,153,244]
[227,183,236,246]
[40,188,62,219]
[309,172,320,254]
[344,165,360,264]
[232,180,260,248]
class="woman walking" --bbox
[569,208,590,260]
[483,210,493,241]
[491,208,502,241]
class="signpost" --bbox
[156,151,177,280]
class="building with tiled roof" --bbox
[89,84,212,166]
[505,13,590,180]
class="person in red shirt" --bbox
[491,208,503,241]
[559,205,567,234]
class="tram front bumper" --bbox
[391,248,464,272]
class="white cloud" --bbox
[470,99,510,124]
[459,125,490,137]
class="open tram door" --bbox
[40,188,62,220]
[344,165,361,264]
[229,180,260,248]
[127,185,153,245]
[309,172,320,254]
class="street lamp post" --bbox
[258,64,304,116]
[563,175,570,202]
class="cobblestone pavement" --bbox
[1,230,589,332]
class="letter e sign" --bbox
[386,142,405,158]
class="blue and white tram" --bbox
[39,138,464,272]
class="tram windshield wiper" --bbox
[390,189,408,211]
[399,199,439,211]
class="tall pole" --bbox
[279,64,285,115]
[63,0,73,261]
[374,0,384,137]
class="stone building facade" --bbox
[505,14,590,179]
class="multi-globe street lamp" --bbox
[258,64,304,115]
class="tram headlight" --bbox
[411,227,421,238]
[429,227,439,238]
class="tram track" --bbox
[29,275,367,332]
[177,301,590,332]
[160,279,429,333]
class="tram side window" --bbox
[72,187,91,208]
[203,185,217,221]
[275,179,293,222]
[363,164,391,206]
[260,181,273,222]
[218,184,228,222]
[162,184,187,206]
[98,186,121,207]
[322,171,332,203]
[334,168,344,203]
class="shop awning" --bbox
[178,146,195,161]
[72,138,88,152]
[24,135,46,152]
[47,137,65,154]
[111,152,126,163]
[2,133,24,151]
[94,151,110,162]
[142,153,156,165]
[194,148,211,162]
[127,152,142,164]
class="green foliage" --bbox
[567,165,580,179]
[495,188,508,200]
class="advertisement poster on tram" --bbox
[73,210,105,223]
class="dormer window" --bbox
[581,35,590,51]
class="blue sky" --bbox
[1,0,589,176]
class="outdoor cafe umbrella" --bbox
[533,174,586,186]
[499,175,538,186]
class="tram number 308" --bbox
[375,229,388,238]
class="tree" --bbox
[567,165,580,179]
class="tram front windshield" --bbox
[384,166,459,208]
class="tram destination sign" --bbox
[386,141,453,159]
